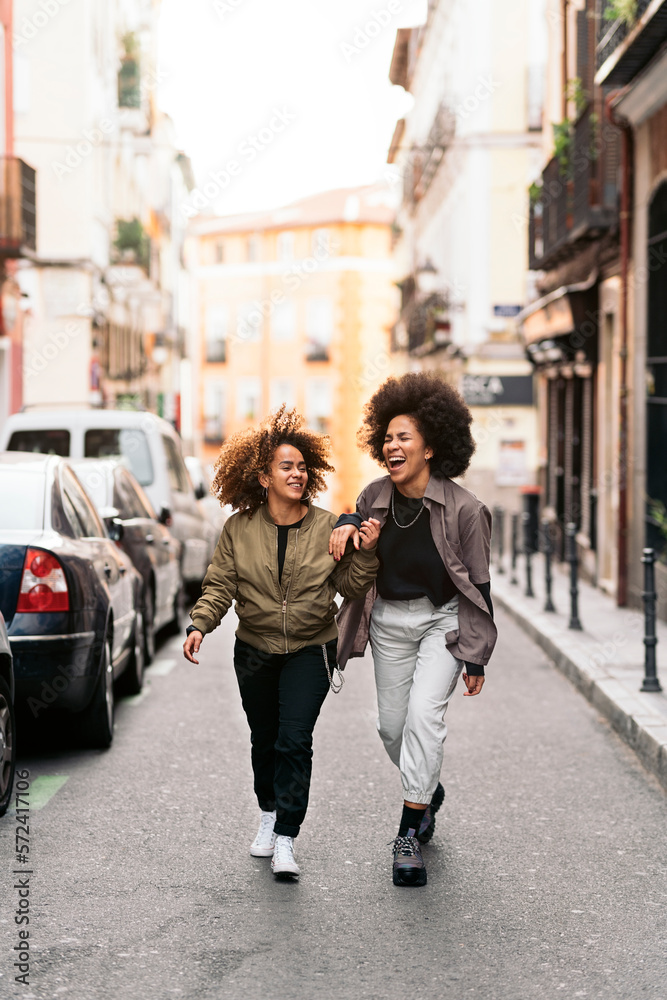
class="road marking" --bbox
[26,775,69,811]
[146,658,177,677]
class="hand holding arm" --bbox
[329,523,359,561]
[359,518,381,550]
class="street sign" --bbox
[462,374,534,406]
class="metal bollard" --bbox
[640,548,662,693]
[496,506,505,574]
[510,513,519,585]
[542,518,556,612]
[522,511,534,598]
[566,522,582,630]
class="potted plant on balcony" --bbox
[118,32,141,109]
[112,218,150,271]
[603,0,637,27]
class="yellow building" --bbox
[189,186,398,513]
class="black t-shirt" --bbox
[376,489,458,606]
[277,516,306,583]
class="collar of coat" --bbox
[366,473,449,510]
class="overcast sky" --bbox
[157,0,427,215]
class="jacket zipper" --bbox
[281,527,299,653]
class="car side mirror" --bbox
[158,505,172,526]
[107,517,124,543]
[194,483,206,500]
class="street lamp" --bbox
[416,258,439,295]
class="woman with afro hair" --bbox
[329,372,497,888]
[184,407,379,879]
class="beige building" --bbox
[385,0,544,512]
[188,186,399,514]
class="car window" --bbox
[7,429,70,456]
[84,428,154,486]
[0,470,45,528]
[114,470,152,520]
[161,435,190,494]
[61,469,106,538]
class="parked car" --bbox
[184,454,230,536]
[70,457,183,660]
[0,453,145,748]
[0,610,16,817]
[1,409,217,594]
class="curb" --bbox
[493,587,667,792]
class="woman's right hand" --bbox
[329,524,360,561]
[183,630,203,664]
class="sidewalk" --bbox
[491,552,667,790]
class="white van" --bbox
[0,409,218,592]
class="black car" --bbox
[71,458,183,660]
[0,610,15,816]
[0,453,144,748]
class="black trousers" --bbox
[233,637,335,838]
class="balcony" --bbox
[596,0,667,85]
[528,105,621,271]
[0,157,36,257]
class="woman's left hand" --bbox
[359,518,381,550]
[462,671,485,696]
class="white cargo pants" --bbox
[368,595,463,804]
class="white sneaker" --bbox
[249,810,276,857]
[271,835,300,877]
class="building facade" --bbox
[523,0,667,618]
[189,186,399,514]
[385,0,543,512]
[9,0,192,428]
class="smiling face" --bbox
[259,443,308,505]
[382,414,433,496]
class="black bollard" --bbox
[542,518,556,612]
[640,548,662,693]
[566,522,582,630]
[496,506,505,574]
[522,511,534,598]
[510,513,519,585]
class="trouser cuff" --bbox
[274,821,300,838]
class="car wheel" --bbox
[79,637,114,749]
[118,609,145,697]
[143,587,156,665]
[164,583,185,637]
[0,676,16,817]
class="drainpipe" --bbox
[562,0,569,121]
[606,91,632,607]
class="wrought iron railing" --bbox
[0,157,36,255]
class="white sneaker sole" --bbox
[250,844,275,857]
[271,861,300,878]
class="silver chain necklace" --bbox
[391,487,425,529]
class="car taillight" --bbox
[16,548,70,613]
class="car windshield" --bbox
[84,428,154,486]
[7,429,70,456]
[0,471,45,528]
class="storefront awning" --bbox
[518,272,598,349]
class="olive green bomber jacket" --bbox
[189,503,379,654]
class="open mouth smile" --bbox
[387,456,406,471]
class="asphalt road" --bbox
[1,607,666,1000]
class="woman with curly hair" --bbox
[183,407,379,879]
[329,372,497,888]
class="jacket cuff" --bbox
[334,512,362,530]
[190,618,210,636]
[464,662,485,676]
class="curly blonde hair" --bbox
[211,406,334,515]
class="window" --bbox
[271,300,295,341]
[236,377,262,422]
[247,234,260,262]
[305,297,334,362]
[277,231,294,262]
[205,304,228,363]
[204,382,226,444]
[62,469,105,537]
[312,228,331,256]
[236,302,263,344]
[214,240,224,264]
[305,378,332,434]
[7,429,70,456]
[84,428,154,487]
[114,470,155,520]
[161,435,191,494]
[270,378,295,411]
